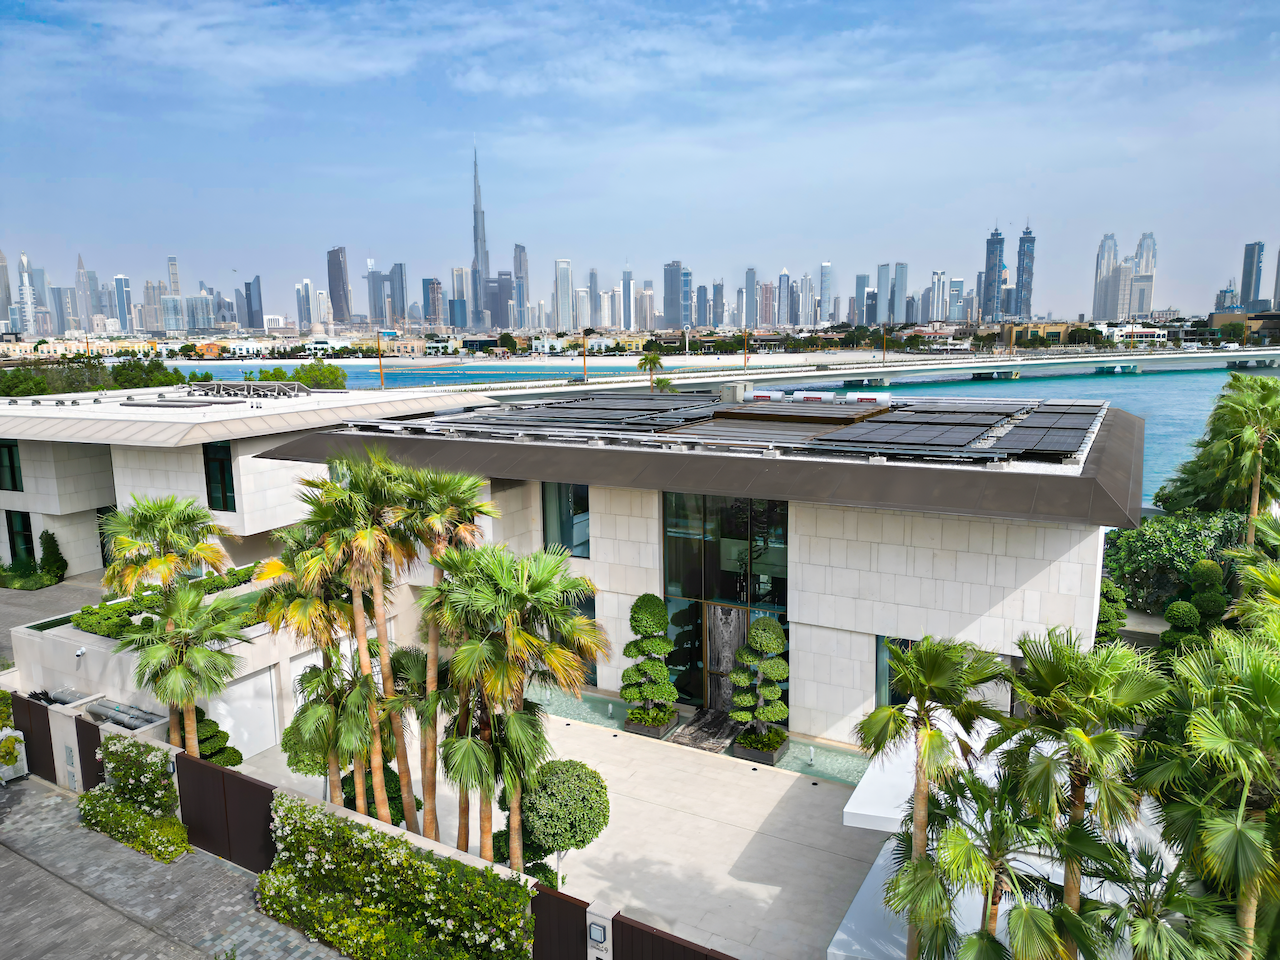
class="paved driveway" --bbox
[0,570,107,665]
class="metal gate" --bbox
[533,883,588,959]
[175,753,276,873]
[614,915,740,960]
[75,716,104,791]
[9,693,55,782]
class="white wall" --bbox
[0,440,115,518]
[786,503,1105,745]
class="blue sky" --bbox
[2,0,1278,320]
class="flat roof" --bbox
[0,382,498,447]
[261,393,1144,528]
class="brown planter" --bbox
[732,736,790,766]
[624,714,679,739]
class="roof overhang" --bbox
[261,407,1144,528]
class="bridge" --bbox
[422,346,1280,398]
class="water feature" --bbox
[526,685,626,730]
[772,739,870,788]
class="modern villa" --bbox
[263,389,1143,743]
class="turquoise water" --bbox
[526,686,627,730]
[773,741,870,788]
[175,357,1254,504]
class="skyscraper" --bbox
[820,262,833,324]
[663,262,682,330]
[777,270,791,327]
[681,267,693,328]
[712,281,724,328]
[496,271,514,328]
[1135,232,1157,275]
[327,247,352,324]
[296,280,316,331]
[1014,227,1035,318]
[243,275,264,329]
[745,268,757,329]
[388,263,408,324]
[1274,253,1280,311]
[982,230,1005,322]
[451,267,471,328]
[513,245,530,328]
[554,260,573,332]
[162,295,185,331]
[760,282,776,330]
[621,267,635,331]
[875,264,890,325]
[948,278,965,321]
[588,268,600,326]
[316,291,332,332]
[799,274,814,328]
[893,263,908,326]
[72,254,91,324]
[696,285,709,326]
[472,151,490,327]
[167,256,182,299]
[735,287,745,329]
[365,260,387,322]
[1130,233,1156,319]
[854,274,869,325]
[186,291,216,329]
[1092,234,1118,321]
[0,250,10,329]
[929,272,947,323]
[424,279,444,324]
[114,275,133,333]
[1242,242,1266,306]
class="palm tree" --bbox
[855,636,1008,960]
[1098,847,1242,960]
[637,352,663,392]
[397,467,497,842]
[388,646,454,831]
[1142,628,1280,960]
[100,494,233,599]
[423,544,607,867]
[997,629,1169,960]
[653,377,678,394]
[293,649,376,805]
[116,586,249,758]
[1208,373,1280,545]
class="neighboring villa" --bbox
[264,390,1142,742]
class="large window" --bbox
[0,441,21,492]
[6,510,34,566]
[662,493,788,713]
[543,482,589,557]
[203,441,236,512]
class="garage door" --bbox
[207,667,278,762]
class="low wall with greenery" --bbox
[78,733,190,863]
[71,565,259,639]
[257,794,533,960]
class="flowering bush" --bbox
[78,787,190,862]
[99,734,178,817]
[257,795,533,960]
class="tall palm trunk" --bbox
[327,751,342,805]
[1249,458,1263,546]
[353,753,368,816]
[169,706,182,749]
[509,687,526,874]
[1062,774,1087,960]
[456,690,471,853]
[985,886,1002,936]
[906,724,930,960]
[183,702,201,757]
[479,702,494,862]
[351,586,392,824]
[423,564,443,841]
[370,574,420,835]
[1240,879,1260,960]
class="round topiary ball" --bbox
[748,616,786,655]
[523,760,610,855]
[629,594,669,637]
[1164,600,1200,632]
[1189,559,1224,589]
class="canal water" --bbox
[175,358,1251,505]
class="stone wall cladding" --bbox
[787,502,1104,745]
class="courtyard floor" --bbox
[245,716,890,960]
[0,569,108,665]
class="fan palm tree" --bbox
[1141,628,1280,960]
[996,629,1169,960]
[293,649,377,805]
[637,351,663,391]
[100,494,233,599]
[653,377,678,394]
[116,586,249,758]
[855,637,1008,960]
[397,466,497,842]
[1208,373,1280,545]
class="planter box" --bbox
[732,736,790,766]
[0,728,28,783]
[624,714,679,739]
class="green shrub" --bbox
[206,746,244,768]
[99,734,178,816]
[620,593,677,713]
[1104,510,1246,614]
[173,709,243,767]
[626,704,675,728]
[1164,600,1201,632]
[281,715,330,778]
[522,760,609,858]
[342,764,421,826]
[736,726,787,752]
[71,565,260,638]
[1187,559,1229,630]
[256,794,532,960]
[0,733,21,766]
[728,616,790,734]
[524,862,559,889]
[38,530,68,581]
[78,787,190,862]
[0,689,11,728]
[1095,578,1128,645]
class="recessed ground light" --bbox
[812,782,818,786]
[751,767,758,771]
[612,734,618,737]
[565,722,571,726]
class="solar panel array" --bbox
[988,402,1104,457]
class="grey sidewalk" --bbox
[0,777,341,960]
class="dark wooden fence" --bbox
[533,883,588,958]
[74,716,104,791]
[9,693,55,782]
[175,753,276,872]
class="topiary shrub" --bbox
[280,714,330,778]
[173,706,243,767]
[522,760,609,875]
[1096,578,1128,645]
[1159,600,1203,658]
[38,530,68,582]
[1187,559,1229,632]
[620,594,677,727]
[729,616,789,736]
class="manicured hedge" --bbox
[72,565,260,639]
[256,795,533,960]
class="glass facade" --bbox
[203,441,236,512]
[662,493,788,713]
[875,636,912,708]
[6,510,34,565]
[543,482,589,557]
[0,441,22,491]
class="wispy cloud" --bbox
[1143,27,1233,54]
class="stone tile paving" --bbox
[0,569,109,663]
[0,777,341,960]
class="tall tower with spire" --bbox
[471,150,491,327]
[74,254,90,322]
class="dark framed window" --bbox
[0,441,21,492]
[203,441,236,512]
[662,493,789,714]
[6,510,35,566]
[543,482,589,557]
[875,636,913,709]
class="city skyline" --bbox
[2,1,1278,320]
